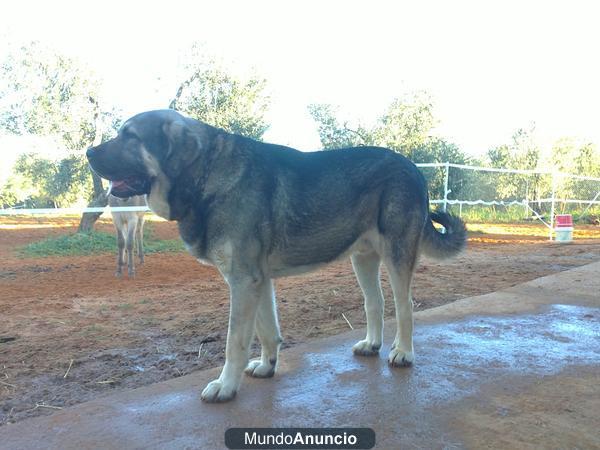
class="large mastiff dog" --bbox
[87,110,466,403]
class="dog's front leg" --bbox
[245,280,282,378]
[201,274,262,403]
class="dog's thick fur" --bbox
[108,194,146,277]
[87,110,467,402]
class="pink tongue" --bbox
[111,180,127,189]
[108,180,128,196]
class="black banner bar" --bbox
[225,428,375,449]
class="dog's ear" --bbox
[161,120,202,177]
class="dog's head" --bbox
[87,110,204,215]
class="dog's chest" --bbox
[177,219,207,258]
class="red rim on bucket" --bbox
[555,214,573,228]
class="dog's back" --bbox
[109,195,147,277]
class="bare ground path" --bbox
[1,218,599,426]
[1,260,598,449]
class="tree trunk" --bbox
[78,102,107,232]
[169,72,199,111]
[78,171,107,232]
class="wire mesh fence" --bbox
[416,163,600,238]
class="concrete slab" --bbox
[1,262,599,450]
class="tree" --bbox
[485,128,600,209]
[308,92,469,199]
[373,92,435,154]
[486,126,542,203]
[547,138,600,202]
[307,104,371,149]
[412,138,470,200]
[0,170,36,209]
[574,143,600,177]
[0,41,120,229]
[308,91,435,152]
[169,46,270,140]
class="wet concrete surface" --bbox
[1,261,599,449]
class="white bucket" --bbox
[554,227,573,243]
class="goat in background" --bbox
[109,194,147,277]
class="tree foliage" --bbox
[485,126,542,201]
[373,92,435,154]
[307,104,371,149]
[309,91,435,153]
[170,46,270,140]
[485,129,600,204]
[308,92,469,199]
[0,41,120,209]
[9,152,92,208]
[1,42,105,150]
[574,142,600,177]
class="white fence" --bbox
[1,162,600,240]
[415,163,600,240]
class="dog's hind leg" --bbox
[351,251,384,356]
[201,271,264,403]
[378,188,425,367]
[384,244,419,367]
[245,280,282,378]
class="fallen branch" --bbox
[34,403,62,410]
[0,380,16,388]
[96,379,117,384]
[304,326,314,338]
[63,359,74,379]
[341,313,354,330]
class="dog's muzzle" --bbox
[86,147,152,198]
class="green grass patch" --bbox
[117,303,133,311]
[78,324,105,336]
[20,224,184,257]
[450,204,600,225]
[454,204,535,224]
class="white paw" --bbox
[245,359,276,378]
[200,379,237,403]
[388,346,414,367]
[352,339,381,356]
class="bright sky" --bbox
[1,0,599,167]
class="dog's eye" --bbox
[121,129,139,141]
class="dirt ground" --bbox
[1,217,599,426]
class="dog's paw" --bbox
[244,359,276,378]
[388,346,414,367]
[352,339,381,356]
[114,270,123,278]
[200,379,237,403]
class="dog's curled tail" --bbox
[421,211,467,259]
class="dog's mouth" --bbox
[108,176,152,198]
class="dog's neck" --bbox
[166,128,226,221]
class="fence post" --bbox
[549,171,556,241]
[443,161,450,213]
[524,179,529,218]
